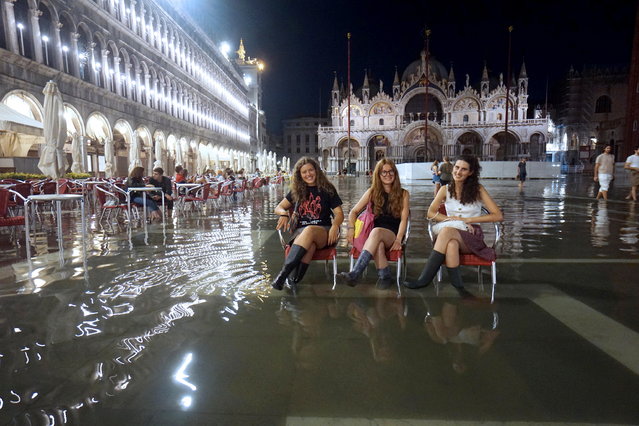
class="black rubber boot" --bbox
[337,250,373,287]
[376,267,394,289]
[292,262,310,284]
[272,245,307,290]
[447,266,476,300]
[403,250,445,289]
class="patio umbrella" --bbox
[103,137,114,178]
[153,137,163,170]
[70,132,83,173]
[38,81,67,178]
[175,141,183,167]
[128,130,142,173]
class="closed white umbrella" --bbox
[175,140,183,167]
[70,132,83,173]
[103,137,115,178]
[128,130,142,173]
[153,137,163,170]
[38,81,67,178]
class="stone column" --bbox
[130,0,138,33]
[70,32,80,77]
[113,56,122,96]
[123,63,131,98]
[89,42,97,85]
[144,73,151,106]
[101,49,109,90]
[135,67,142,102]
[29,8,43,63]
[53,21,63,71]
[3,0,20,54]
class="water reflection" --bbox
[591,201,610,247]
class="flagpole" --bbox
[424,28,431,161]
[505,26,513,136]
[347,32,351,175]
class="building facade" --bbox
[553,65,628,164]
[282,116,329,167]
[0,0,275,176]
[318,51,552,174]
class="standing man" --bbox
[594,145,615,200]
[517,158,527,190]
[439,156,453,186]
[624,146,639,201]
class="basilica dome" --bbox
[401,54,448,82]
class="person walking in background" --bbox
[431,160,441,196]
[625,146,639,201]
[439,157,453,186]
[594,145,615,200]
[516,158,527,190]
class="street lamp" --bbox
[62,45,69,73]
[41,35,50,65]
[16,23,25,55]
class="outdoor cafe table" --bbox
[127,187,165,225]
[25,193,86,260]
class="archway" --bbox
[404,126,442,161]
[337,138,360,174]
[456,131,483,157]
[529,133,546,161]
[492,131,519,161]
[114,119,134,176]
[85,113,112,174]
[404,93,443,124]
[367,134,390,171]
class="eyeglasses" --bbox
[380,170,395,177]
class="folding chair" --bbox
[428,205,501,303]
[277,229,338,289]
[348,215,411,293]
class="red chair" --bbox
[278,229,338,288]
[348,215,411,293]
[183,184,209,212]
[0,189,26,227]
[428,204,501,303]
[94,185,129,223]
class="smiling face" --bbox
[453,160,473,183]
[299,163,317,186]
[604,146,612,154]
[379,164,396,185]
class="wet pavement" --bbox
[0,175,638,425]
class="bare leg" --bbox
[361,228,396,270]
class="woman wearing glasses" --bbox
[338,159,410,287]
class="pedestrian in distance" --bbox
[594,145,615,200]
[624,146,639,201]
[516,158,527,190]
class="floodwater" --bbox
[0,175,638,425]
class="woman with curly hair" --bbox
[337,159,410,287]
[404,155,502,298]
[272,157,344,290]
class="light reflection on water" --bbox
[0,176,637,422]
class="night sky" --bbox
[180,0,637,133]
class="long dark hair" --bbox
[448,154,481,204]
[289,157,336,202]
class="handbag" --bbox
[288,202,300,232]
[431,219,469,236]
[353,202,375,252]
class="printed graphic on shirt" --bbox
[299,193,322,225]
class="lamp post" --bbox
[16,23,25,55]
[62,45,69,73]
[42,35,50,65]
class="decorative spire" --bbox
[332,71,339,90]
[519,59,528,78]
[393,66,400,85]
[448,62,455,81]
[482,61,489,81]
[236,39,246,62]
[363,69,369,88]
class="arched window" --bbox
[379,118,384,126]
[463,114,469,123]
[595,96,611,113]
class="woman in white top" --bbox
[404,155,503,298]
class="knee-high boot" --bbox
[337,250,373,286]
[403,250,445,289]
[447,266,475,299]
[292,262,310,284]
[272,245,307,290]
[376,266,393,289]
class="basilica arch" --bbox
[367,134,391,171]
[489,131,521,161]
[403,124,443,161]
[455,131,484,157]
[337,137,360,173]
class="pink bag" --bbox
[353,202,375,252]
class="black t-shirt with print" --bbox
[285,186,342,227]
